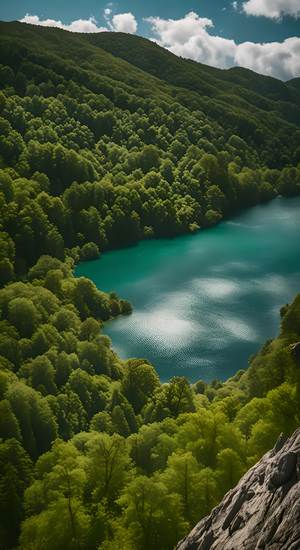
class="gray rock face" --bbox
[176,428,300,550]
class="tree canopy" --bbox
[0,20,299,550]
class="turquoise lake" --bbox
[75,197,300,383]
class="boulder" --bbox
[176,428,300,550]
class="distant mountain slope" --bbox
[1,21,300,144]
[0,22,172,101]
[87,32,300,111]
[288,77,300,92]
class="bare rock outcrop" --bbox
[176,428,300,550]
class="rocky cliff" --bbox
[176,428,300,550]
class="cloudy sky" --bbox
[1,1,300,80]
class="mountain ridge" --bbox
[87,31,300,127]
[2,22,300,111]
[1,20,300,166]
[87,31,299,99]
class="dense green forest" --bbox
[0,21,300,550]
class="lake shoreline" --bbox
[75,195,298,264]
[76,196,300,383]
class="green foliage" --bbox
[0,438,32,549]
[8,297,38,338]
[145,377,196,421]
[121,359,160,413]
[119,475,188,550]
[80,242,100,261]
[0,20,299,550]
[0,22,298,281]
[0,286,299,550]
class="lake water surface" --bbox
[75,197,300,382]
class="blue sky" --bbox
[1,1,300,80]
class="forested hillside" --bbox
[0,21,300,550]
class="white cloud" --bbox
[235,37,300,80]
[20,11,138,34]
[20,14,107,33]
[243,0,300,19]
[146,11,300,80]
[146,12,213,46]
[232,1,239,10]
[104,3,113,21]
[111,12,137,33]
[146,12,236,69]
